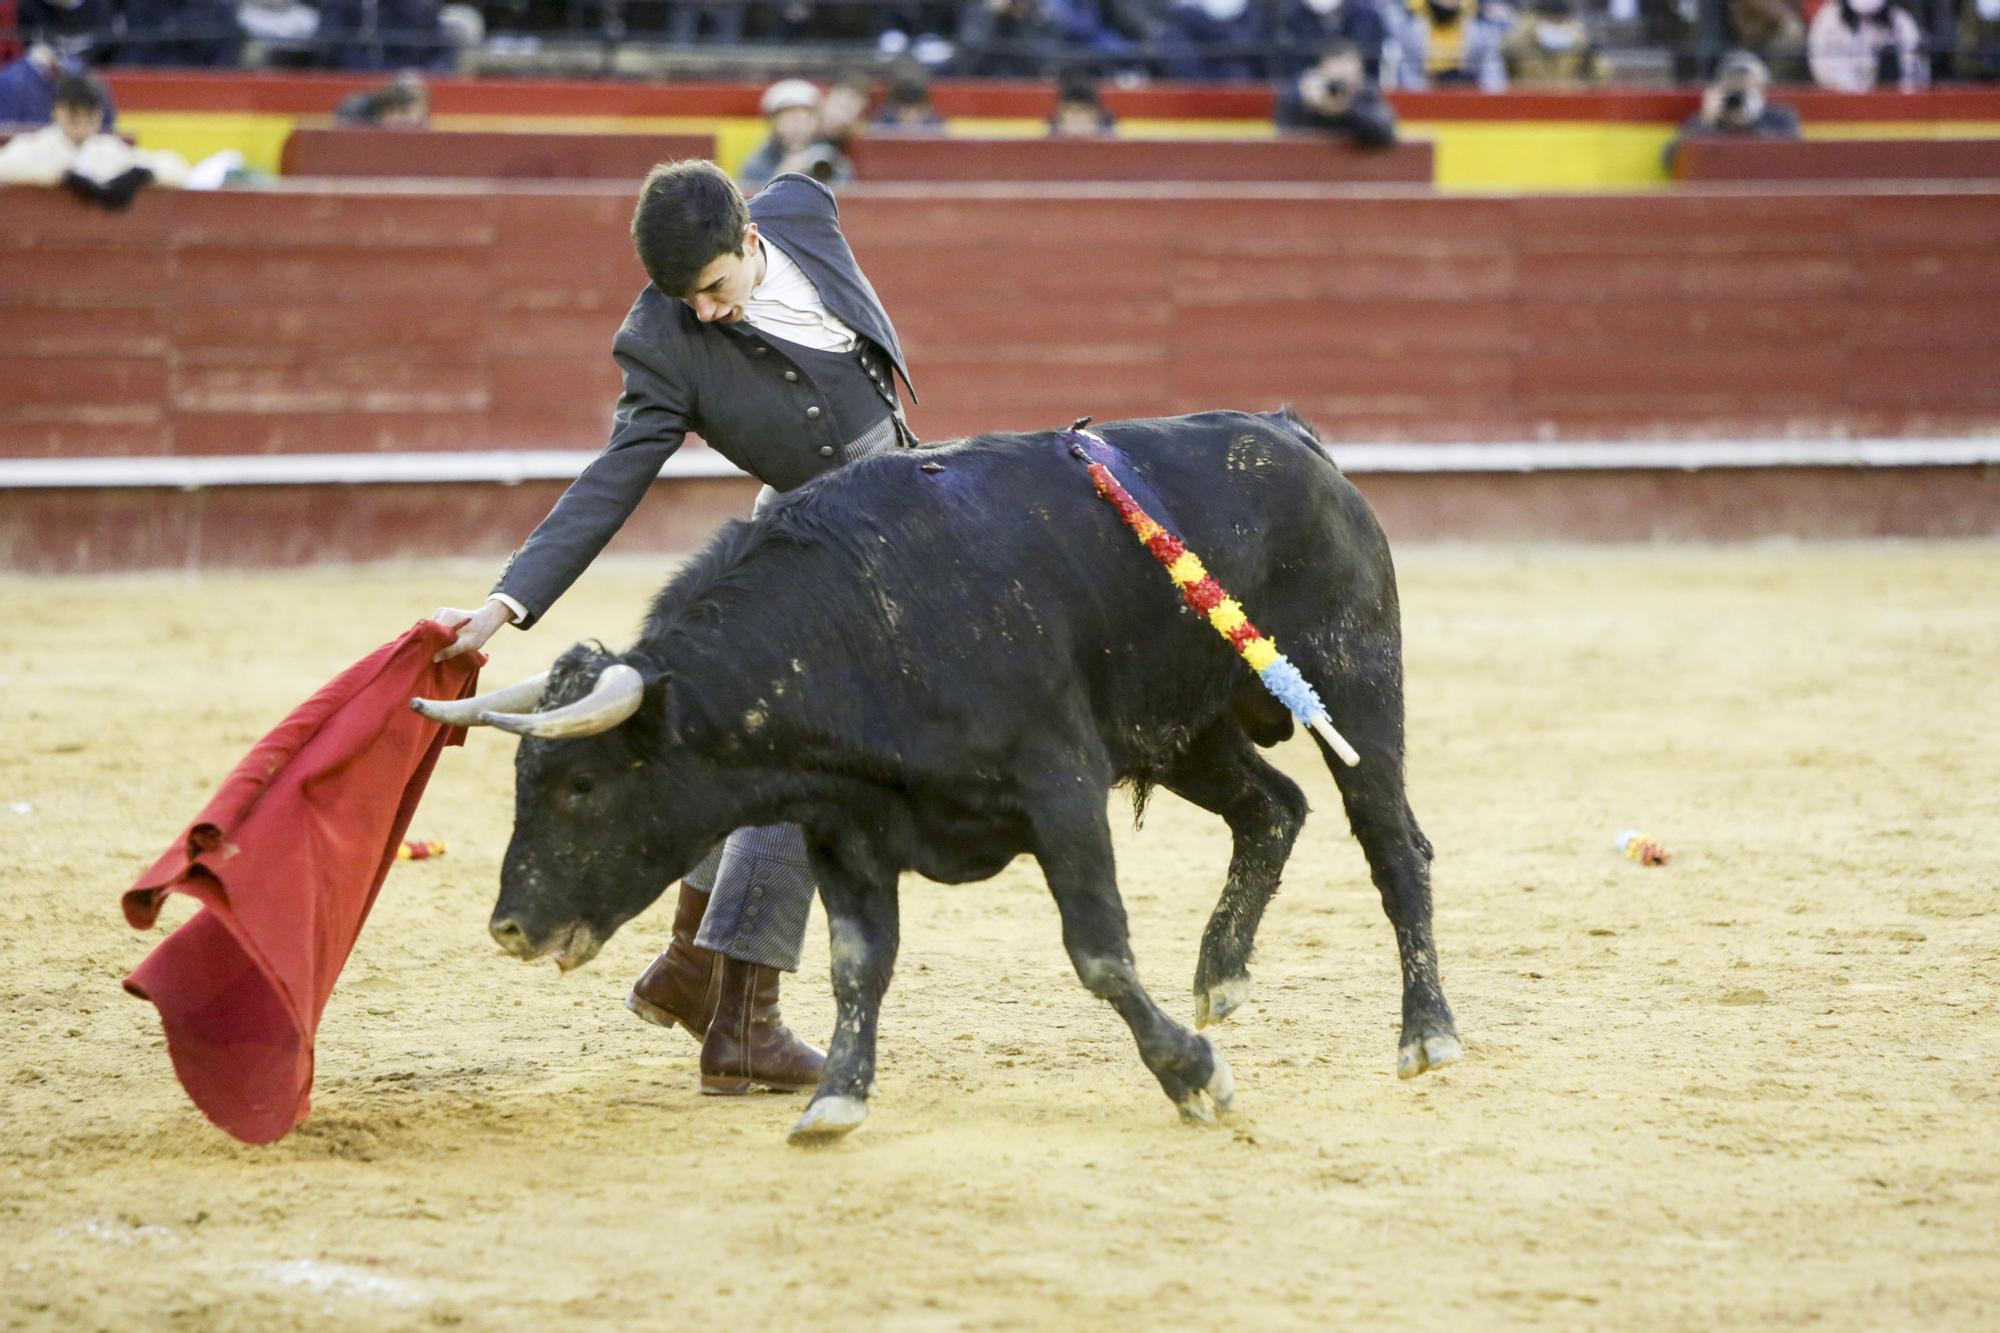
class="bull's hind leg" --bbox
[1030,784,1235,1123]
[1307,673,1461,1079]
[1161,721,1309,1028]
[789,841,899,1146]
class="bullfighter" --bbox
[433,160,918,1097]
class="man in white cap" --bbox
[740,78,854,192]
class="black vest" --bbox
[764,334,902,449]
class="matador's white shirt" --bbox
[740,235,858,353]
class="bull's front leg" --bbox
[788,841,899,1146]
[1031,789,1236,1124]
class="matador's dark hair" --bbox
[631,160,751,298]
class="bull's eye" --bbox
[570,775,596,797]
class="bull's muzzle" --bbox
[488,915,604,972]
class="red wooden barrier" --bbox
[5,180,1999,563]
[6,181,2000,459]
[279,127,716,179]
[847,135,1433,183]
[1673,138,2000,182]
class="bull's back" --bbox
[839,411,1389,734]
[1089,410,1392,617]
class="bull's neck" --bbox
[638,592,910,777]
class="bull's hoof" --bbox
[1193,974,1251,1029]
[788,1094,867,1146]
[1176,1036,1237,1124]
[1397,1032,1463,1080]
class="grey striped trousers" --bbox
[683,412,905,972]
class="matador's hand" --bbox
[432,598,516,662]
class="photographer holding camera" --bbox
[1663,51,1800,171]
[739,79,855,193]
[1274,39,1398,148]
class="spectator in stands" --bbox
[1725,0,1806,73]
[1395,0,1511,89]
[873,63,947,129]
[741,79,854,192]
[0,41,112,126]
[874,3,959,64]
[1662,50,1800,169]
[1808,0,1928,90]
[955,0,1061,76]
[1957,0,2000,80]
[1500,0,1606,87]
[666,1,748,44]
[1278,0,1392,79]
[237,0,322,68]
[16,0,114,52]
[318,0,452,70]
[1162,0,1269,80]
[0,72,187,206]
[1047,0,1161,68]
[1049,66,1117,133]
[1274,39,1397,146]
[748,2,819,42]
[334,74,430,126]
[117,0,242,66]
[818,70,874,152]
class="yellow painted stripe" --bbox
[110,110,2000,191]
[120,111,299,174]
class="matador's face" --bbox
[681,223,767,325]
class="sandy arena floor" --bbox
[1,542,1996,1330]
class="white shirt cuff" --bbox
[488,593,529,625]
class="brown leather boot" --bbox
[625,882,723,1038]
[699,956,825,1095]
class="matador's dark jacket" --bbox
[493,172,916,627]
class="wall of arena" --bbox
[4,179,1998,570]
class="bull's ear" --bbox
[639,672,690,747]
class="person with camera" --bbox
[874,64,948,131]
[0,72,190,210]
[1049,67,1118,135]
[1663,50,1800,170]
[429,161,918,1098]
[1274,39,1398,148]
[1499,0,1605,87]
[740,79,855,192]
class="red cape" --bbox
[122,622,481,1144]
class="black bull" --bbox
[424,409,1460,1144]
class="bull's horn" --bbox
[411,671,550,727]
[483,664,646,739]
